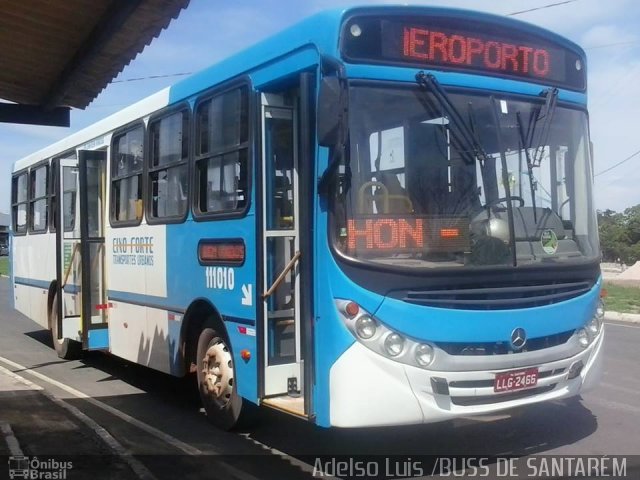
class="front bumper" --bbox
[329,328,604,427]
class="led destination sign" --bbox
[401,27,551,78]
[346,215,470,255]
[341,16,586,90]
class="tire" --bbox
[50,293,82,360]
[562,394,583,406]
[196,322,254,430]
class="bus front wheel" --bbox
[196,324,245,430]
[50,293,82,360]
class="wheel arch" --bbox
[180,298,228,375]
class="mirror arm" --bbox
[321,54,346,78]
[318,56,349,197]
[318,143,344,196]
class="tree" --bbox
[598,204,640,264]
[625,205,640,245]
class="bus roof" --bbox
[12,4,586,172]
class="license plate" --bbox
[494,367,538,393]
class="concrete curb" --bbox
[604,311,640,324]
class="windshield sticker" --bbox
[370,127,405,172]
[541,229,558,254]
[500,100,508,114]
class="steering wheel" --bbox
[483,196,525,208]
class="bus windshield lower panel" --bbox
[332,85,599,269]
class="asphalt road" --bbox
[0,276,638,479]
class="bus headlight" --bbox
[355,315,377,340]
[336,299,441,369]
[595,300,605,320]
[584,299,604,339]
[415,344,434,366]
[384,333,405,357]
[577,328,589,348]
[587,316,601,337]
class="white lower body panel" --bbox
[13,283,32,321]
[329,330,604,428]
[13,283,49,329]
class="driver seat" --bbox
[377,172,413,213]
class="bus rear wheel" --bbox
[50,293,82,360]
[196,324,246,430]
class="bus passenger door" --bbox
[57,157,82,343]
[56,151,108,350]
[78,150,108,349]
[260,93,304,412]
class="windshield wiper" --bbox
[516,111,538,222]
[415,71,490,166]
[491,96,518,267]
[518,88,558,223]
[528,87,559,167]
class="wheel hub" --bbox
[201,340,234,406]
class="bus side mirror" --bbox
[317,77,343,147]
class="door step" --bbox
[261,395,306,417]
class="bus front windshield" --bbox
[332,85,599,269]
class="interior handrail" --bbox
[61,242,80,288]
[262,250,301,299]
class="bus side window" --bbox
[148,109,189,221]
[194,86,249,217]
[50,159,58,233]
[61,164,78,232]
[29,164,49,233]
[111,126,144,225]
[11,172,28,235]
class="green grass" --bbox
[604,282,640,314]
[0,257,8,277]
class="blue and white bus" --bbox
[10,5,604,430]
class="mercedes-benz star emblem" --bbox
[511,327,527,350]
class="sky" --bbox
[1,0,639,214]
